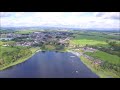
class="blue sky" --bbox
[0,12,120,29]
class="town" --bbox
[0,30,74,50]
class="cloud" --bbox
[0,12,13,17]
[94,12,104,17]
[0,12,120,29]
[94,12,120,20]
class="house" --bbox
[2,44,9,47]
[83,47,97,52]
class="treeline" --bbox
[13,37,33,42]
[0,47,32,67]
[33,41,68,51]
[87,40,120,57]
[0,30,15,34]
[100,61,120,76]
[106,40,120,50]
[32,40,69,50]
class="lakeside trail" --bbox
[67,50,82,57]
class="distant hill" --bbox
[0,26,119,32]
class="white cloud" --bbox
[94,12,120,19]
[0,12,120,29]
[0,12,13,17]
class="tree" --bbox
[8,42,16,47]
[106,40,109,43]
[86,44,88,47]
[108,41,116,47]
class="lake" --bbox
[0,38,13,40]
[0,51,99,78]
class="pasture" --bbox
[85,50,120,65]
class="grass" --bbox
[0,47,39,71]
[0,53,34,70]
[0,46,18,58]
[15,30,34,34]
[74,34,107,41]
[0,41,15,46]
[85,50,120,65]
[45,45,56,50]
[70,34,108,46]
[70,39,107,46]
[30,47,40,53]
[0,41,4,46]
[80,56,120,78]
[15,30,39,34]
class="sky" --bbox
[0,12,120,29]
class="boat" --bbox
[70,56,75,57]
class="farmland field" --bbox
[70,32,108,46]
[85,50,120,65]
[15,30,40,34]
[70,39,107,46]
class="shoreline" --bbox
[80,56,120,78]
[0,48,40,71]
[67,50,102,78]
[1,49,118,78]
[0,49,67,71]
[68,50,119,78]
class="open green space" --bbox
[80,56,120,78]
[0,46,39,70]
[85,50,120,65]
[15,30,40,34]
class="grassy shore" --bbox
[85,50,120,64]
[0,47,39,71]
[0,46,67,71]
[68,49,120,78]
[80,56,120,78]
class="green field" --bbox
[70,31,120,47]
[73,34,107,41]
[45,45,56,50]
[70,39,107,46]
[85,50,120,65]
[0,41,15,46]
[0,46,39,70]
[15,30,40,34]
[80,56,119,78]
[0,41,5,46]
[0,46,18,57]
[70,34,108,46]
